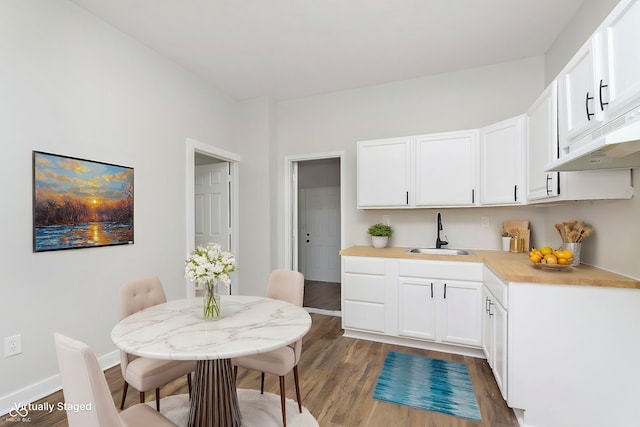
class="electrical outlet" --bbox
[4,334,22,357]
[481,217,490,228]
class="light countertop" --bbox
[339,246,640,289]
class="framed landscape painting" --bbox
[33,151,134,252]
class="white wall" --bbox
[0,0,238,407]
[276,57,548,261]
[232,97,277,297]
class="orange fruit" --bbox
[557,258,570,265]
[530,254,542,263]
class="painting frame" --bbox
[32,151,134,253]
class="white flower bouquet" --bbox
[185,243,237,318]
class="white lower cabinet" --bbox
[482,286,507,399]
[343,257,484,354]
[483,266,508,401]
[399,278,482,347]
[342,256,386,333]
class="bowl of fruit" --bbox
[529,246,574,270]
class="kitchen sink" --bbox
[406,248,475,256]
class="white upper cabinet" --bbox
[557,35,603,148]
[479,115,525,205]
[598,0,640,120]
[526,81,559,201]
[357,137,411,208]
[558,0,640,152]
[414,130,478,207]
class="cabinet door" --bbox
[526,81,559,201]
[558,36,602,145]
[414,131,477,206]
[493,300,508,400]
[398,279,436,340]
[600,0,640,119]
[482,288,494,366]
[357,138,411,208]
[440,280,482,347]
[480,116,525,205]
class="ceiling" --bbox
[70,0,585,101]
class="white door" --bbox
[195,162,230,250]
[299,187,340,282]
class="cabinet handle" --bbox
[406,191,409,205]
[514,184,518,202]
[585,92,595,121]
[471,189,475,204]
[546,174,553,195]
[599,79,609,111]
[430,282,434,298]
[485,296,491,312]
[488,302,494,317]
[443,283,447,299]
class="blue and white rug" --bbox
[373,351,482,421]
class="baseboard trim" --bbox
[343,329,485,358]
[0,350,120,417]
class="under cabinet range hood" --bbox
[546,106,640,171]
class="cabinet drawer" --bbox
[483,266,508,308]
[398,260,483,281]
[343,301,385,333]
[344,273,385,303]
[344,257,385,275]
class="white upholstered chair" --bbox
[118,277,196,411]
[54,332,177,427]
[232,269,306,427]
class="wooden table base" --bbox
[188,359,242,427]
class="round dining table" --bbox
[111,295,312,427]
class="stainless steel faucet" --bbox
[436,212,448,248]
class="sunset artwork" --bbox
[33,151,134,252]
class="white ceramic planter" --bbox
[371,236,389,248]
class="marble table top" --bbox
[111,295,312,360]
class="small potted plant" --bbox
[368,223,393,248]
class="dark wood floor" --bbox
[1,314,517,427]
[303,280,341,311]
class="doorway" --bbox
[285,153,345,316]
[185,138,240,297]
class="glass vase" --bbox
[203,281,221,320]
